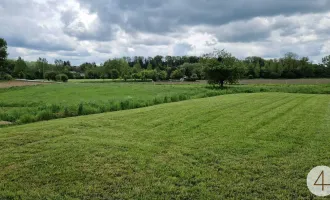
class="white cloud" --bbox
[1,0,330,65]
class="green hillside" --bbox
[0,93,329,199]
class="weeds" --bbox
[1,84,329,126]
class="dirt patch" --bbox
[0,121,12,125]
[0,80,53,88]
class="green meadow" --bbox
[0,82,329,125]
[0,93,329,199]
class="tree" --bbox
[55,74,69,82]
[147,63,153,70]
[203,50,243,87]
[14,57,28,78]
[36,58,48,79]
[170,69,184,79]
[45,71,58,81]
[1,59,15,75]
[0,38,8,65]
[157,71,167,80]
[0,38,8,75]
[110,69,119,79]
[322,55,330,68]
[133,62,142,73]
[54,59,65,72]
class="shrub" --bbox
[110,69,119,79]
[170,69,184,79]
[123,74,131,81]
[0,73,13,80]
[55,74,68,82]
[157,71,167,81]
[132,73,141,80]
[45,71,58,81]
[269,72,281,79]
[286,71,297,79]
[186,74,198,82]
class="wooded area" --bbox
[1,38,330,83]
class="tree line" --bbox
[1,38,330,85]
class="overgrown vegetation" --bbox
[0,82,329,126]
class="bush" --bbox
[170,69,184,79]
[123,74,131,81]
[186,74,198,82]
[45,71,58,81]
[269,72,281,79]
[55,74,69,82]
[110,69,119,79]
[157,71,167,81]
[0,73,13,80]
[286,71,297,79]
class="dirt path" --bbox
[0,80,53,88]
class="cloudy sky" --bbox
[1,0,330,65]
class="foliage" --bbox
[1,82,330,125]
[157,71,167,80]
[186,74,198,82]
[170,69,184,79]
[179,63,204,80]
[0,38,8,69]
[322,55,330,67]
[203,50,244,87]
[45,71,58,81]
[13,57,28,78]
[55,74,69,82]
[0,73,12,80]
[0,38,330,81]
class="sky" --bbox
[1,0,330,65]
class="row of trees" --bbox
[1,38,330,85]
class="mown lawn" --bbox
[0,82,204,106]
[0,93,329,199]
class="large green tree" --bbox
[14,57,28,78]
[203,50,244,87]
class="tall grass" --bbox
[1,84,329,126]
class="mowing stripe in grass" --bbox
[0,93,329,199]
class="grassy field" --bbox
[0,93,329,199]
[0,82,330,125]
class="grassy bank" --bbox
[0,82,329,125]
